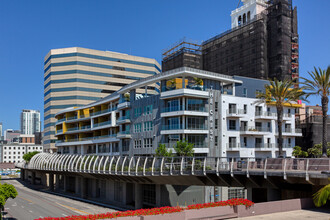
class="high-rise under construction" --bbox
[162,0,299,82]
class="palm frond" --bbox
[313,184,330,207]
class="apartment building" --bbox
[20,109,41,135]
[54,67,302,158]
[52,67,302,208]
[44,47,161,153]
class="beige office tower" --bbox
[44,47,161,152]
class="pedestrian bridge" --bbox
[17,153,329,187]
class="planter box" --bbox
[141,212,185,220]
[111,217,141,220]
[185,206,236,219]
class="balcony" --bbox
[117,115,131,124]
[226,143,240,151]
[56,129,63,135]
[118,102,130,110]
[161,124,208,135]
[227,109,245,117]
[91,108,113,117]
[159,142,209,153]
[254,143,274,151]
[240,126,271,135]
[161,105,208,117]
[56,118,66,124]
[161,88,209,99]
[255,111,276,120]
[93,121,112,129]
[55,134,118,146]
[117,130,131,139]
[276,128,302,137]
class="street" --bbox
[1,177,118,220]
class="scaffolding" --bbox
[162,38,202,72]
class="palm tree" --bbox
[257,79,306,157]
[301,66,330,157]
[313,184,330,207]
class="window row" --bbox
[134,138,153,148]
[134,105,153,117]
[134,121,153,133]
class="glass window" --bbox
[243,88,247,97]
[144,105,153,115]
[144,121,153,131]
[229,120,236,130]
[134,123,142,133]
[134,107,142,118]
[144,138,153,148]
[228,188,245,199]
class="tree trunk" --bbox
[321,96,329,157]
[277,106,284,158]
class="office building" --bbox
[44,47,161,153]
[162,0,299,82]
[20,109,41,135]
[54,67,302,158]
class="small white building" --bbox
[0,144,43,163]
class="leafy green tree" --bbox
[302,66,330,157]
[292,146,308,158]
[22,151,40,163]
[155,144,173,157]
[307,143,330,158]
[0,183,18,220]
[256,79,306,157]
[313,184,330,207]
[193,77,203,86]
[173,140,194,157]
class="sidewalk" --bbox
[238,209,330,220]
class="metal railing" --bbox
[240,126,271,132]
[162,124,208,130]
[255,111,276,117]
[227,109,246,115]
[94,121,111,127]
[23,153,330,181]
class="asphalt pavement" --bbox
[1,176,118,220]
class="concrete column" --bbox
[31,172,36,185]
[80,145,84,155]
[106,180,114,201]
[247,187,253,201]
[81,178,87,199]
[135,183,143,210]
[63,175,67,192]
[156,184,161,207]
[55,174,60,190]
[20,169,24,180]
[75,177,80,194]
[122,182,127,205]
[49,173,54,192]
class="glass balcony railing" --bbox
[94,121,111,127]
[91,107,117,116]
[80,125,91,130]
[118,115,130,121]
[117,130,131,135]
[56,129,63,134]
[162,124,208,130]
[161,105,207,113]
[227,143,240,149]
[66,116,78,121]
[161,84,206,92]
[227,109,246,115]
[57,118,66,123]
[56,134,117,143]
[255,143,274,148]
[67,127,79,132]
[255,111,276,117]
[240,126,271,132]
[159,142,208,148]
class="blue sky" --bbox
[0,0,329,132]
